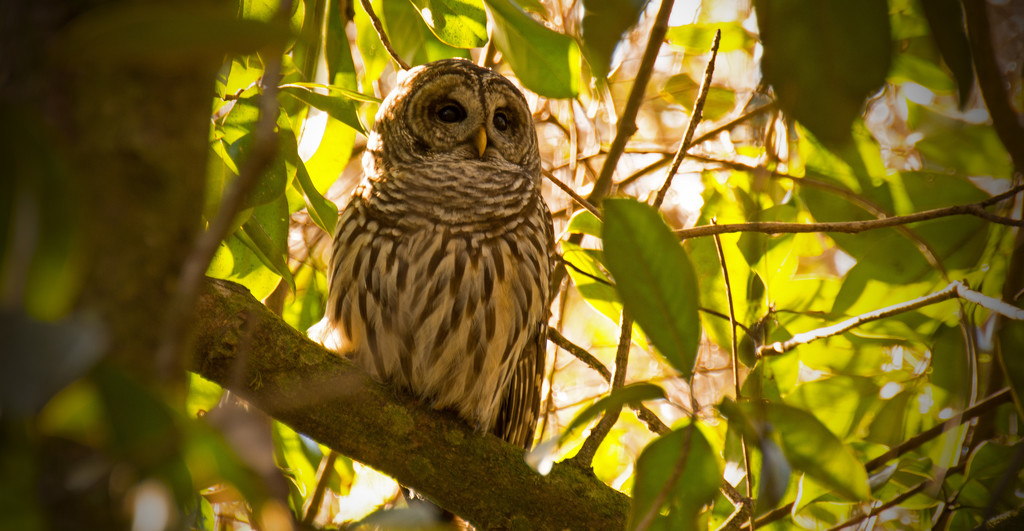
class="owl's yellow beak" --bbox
[474,127,488,158]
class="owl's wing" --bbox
[492,322,547,449]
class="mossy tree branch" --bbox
[189,277,630,530]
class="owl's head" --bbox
[367,58,540,174]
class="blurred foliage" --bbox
[3,0,1023,529]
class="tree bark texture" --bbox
[190,277,631,530]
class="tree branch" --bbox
[758,281,1024,356]
[190,277,629,529]
[546,328,670,435]
[573,313,634,467]
[676,183,1024,241]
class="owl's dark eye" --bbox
[492,111,510,132]
[436,103,466,123]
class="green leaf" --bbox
[866,388,913,447]
[580,0,647,79]
[280,82,382,103]
[602,198,701,377]
[724,400,870,502]
[280,86,365,134]
[565,209,603,237]
[215,98,290,208]
[661,74,735,120]
[239,216,295,292]
[381,0,470,66]
[484,0,581,98]
[207,232,281,300]
[561,383,665,442]
[354,0,391,83]
[766,402,870,501]
[754,0,891,144]
[628,426,720,530]
[409,0,488,48]
[561,241,619,321]
[667,22,753,53]
[919,0,973,108]
[286,144,338,235]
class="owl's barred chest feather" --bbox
[326,188,551,434]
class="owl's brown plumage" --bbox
[319,59,553,449]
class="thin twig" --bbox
[825,479,931,531]
[543,168,602,220]
[676,183,1024,241]
[652,29,721,209]
[547,327,671,435]
[156,0,292,378]
[615,101,777,189]
[863,388,1013,472]
[358,0,410,71]
[547,327,611,381]
[572,313,633,467]
[588,0,676,202]
[712,224,754,530]
[758,281,1024,356]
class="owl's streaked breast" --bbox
[326,187,552,432]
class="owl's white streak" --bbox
[322,59,553,448]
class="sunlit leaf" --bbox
[661,74,735,120]
[277,117,339,235]
[381,0,470,66]
[628,426,720,530]
[754,0,891,144]
[667,22,753,53]
[409,0,488,48]
[354,0,391,83]
[280,86,365,134]
[767,403,870,500]
[602,198,701,377]
[280,82,382,103]
[208,232,282,300]
[238,199,295,292]
[565,209,603,237]
[484,0,581,98]
[723,400,870,501]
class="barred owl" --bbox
[318,58,553,452]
